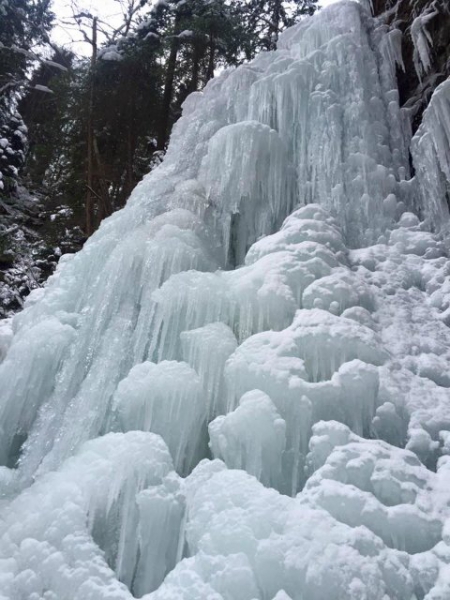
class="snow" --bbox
[177,30,194,39]
[98,45,123,62]
[43,59,68,71]
[144,32,160,41]
[1,1,450,599]
[33,84,54,94]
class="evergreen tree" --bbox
[18,47,74,189]
[138,0,251,150]
[0,0,54,194]
[11,0,319,237]
[92,35,164,211]
[246,0,318,51]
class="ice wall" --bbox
[1,1,450,599]
[411,79,450,232]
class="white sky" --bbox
[51,0,133,55]
[51,0,344,56]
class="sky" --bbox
[51,0,343,56]
[51,0,135,55]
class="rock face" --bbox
[373,0,450,131]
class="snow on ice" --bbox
[1,1,450,599]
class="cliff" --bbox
[373,0,450,131]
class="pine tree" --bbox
[92,33,164,211]
[246,0,318,51]
[18,47,74,189]
[148,0,251,150]
[0,0,54,195]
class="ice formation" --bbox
[410,5,439,79]
[412,79,450,232]
[1,1,450,599]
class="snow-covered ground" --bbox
[1,1,450,599]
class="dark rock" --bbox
[0,253,14,269]
[373,0,450,132]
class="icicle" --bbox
[113,361,207,475]
[180,323,237,420]
[208,390,286,490]
[411,79,450,231]
[411,7,439,80]
[134,474,184,596]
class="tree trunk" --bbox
[268,0,281,50]
[206,31,216,82]
[85,17,97,236]
[157,16,181,151]
[190,41,202,92]
[93,137,112,221]
[123,118,136,204]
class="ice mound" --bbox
[112,360,206,474]
[0,317,76,467]
[1,1,450,599]
[180,322,237,419]
[0,432,174,599]
[304,423,442,554]
[209,389,286,489]
[225,318,382,492]
[155,466,416,600]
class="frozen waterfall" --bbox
[1,1,450,599]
